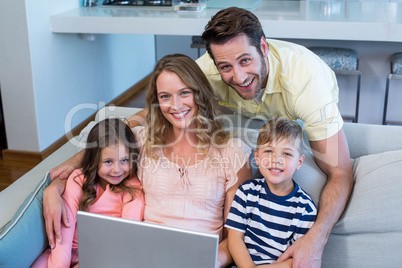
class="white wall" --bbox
[0,0,156,152]
[156,35,402,125]
[0,0,41,151]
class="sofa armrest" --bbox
[0,139,81,233]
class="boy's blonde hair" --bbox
[257,117,304,154]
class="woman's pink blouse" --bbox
[133,127,251,240]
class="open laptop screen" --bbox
[77,211,219,268]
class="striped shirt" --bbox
[225,178,317,265]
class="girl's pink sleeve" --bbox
[121,176,145,221]
[48,169,84,267]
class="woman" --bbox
[44,54,252,267]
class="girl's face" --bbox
[97,142,130,190]
[156,70,198,133]
[255,138,304,196]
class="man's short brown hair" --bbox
[202,7,266,61]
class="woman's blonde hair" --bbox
[145,54,230,157]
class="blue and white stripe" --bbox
[225,177,317,265]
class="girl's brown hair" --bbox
[145,54,230,157]
[78,118,141,211]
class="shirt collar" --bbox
[253,86,265,103]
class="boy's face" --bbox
[255,138,305,196]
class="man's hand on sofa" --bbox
[43,178,70,249]
[49,151,84,180]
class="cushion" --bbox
[332,149,402,234]
[309,47,358,71]
[0,172,50,267]
[391,52,402,75]
[292,151,327,207]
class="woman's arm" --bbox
[44,151,84,248]
[49,150,84,180]
[48,174,83,267]
[43,178,69,250]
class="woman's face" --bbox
[156,70,198,133]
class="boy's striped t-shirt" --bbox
[225,177,317,265]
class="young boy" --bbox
[225,117,317,267]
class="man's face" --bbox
[210,34,269,100]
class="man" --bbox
[195,7,353,268]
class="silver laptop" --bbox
[77,211,219,268]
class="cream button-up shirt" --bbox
[196,39,343,142]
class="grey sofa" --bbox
[1,106,401,267]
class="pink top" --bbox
[134,127,251,240]
[48,169,145,267]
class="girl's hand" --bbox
[43,178,70,249]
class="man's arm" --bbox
[277,128,353,267]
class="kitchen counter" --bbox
[50,1,402,42]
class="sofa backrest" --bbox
[342,122,402,158]
[94,106,402,159]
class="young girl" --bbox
[33,118,144,268]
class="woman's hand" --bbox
[49,151,83,180]
[43,178,69,249]
[44,151,84,247]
